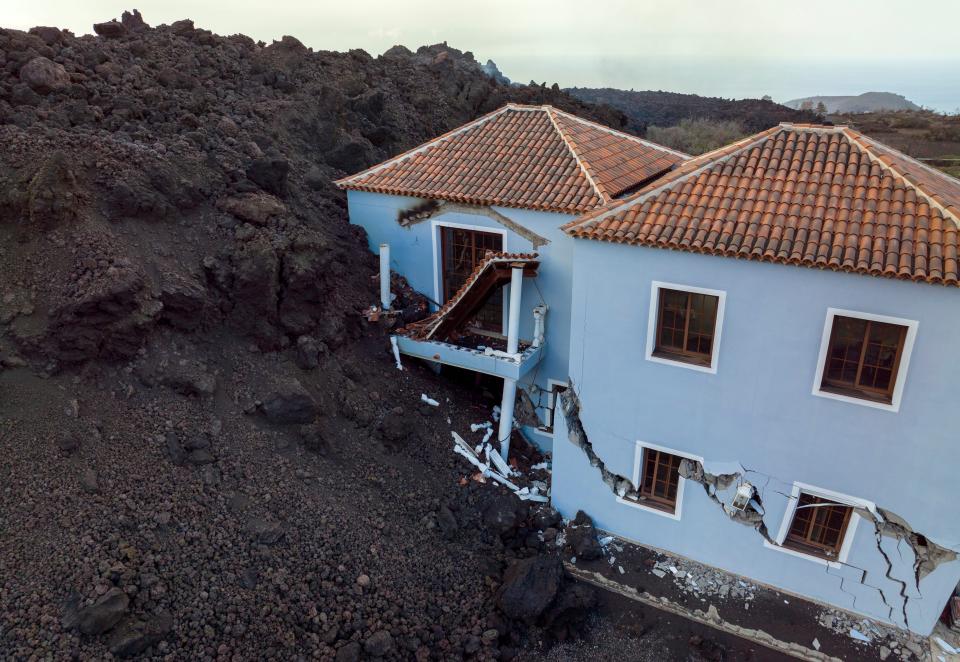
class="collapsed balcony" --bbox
[382,249,544,459]
[391,336,543,381]
[393,251,544,379]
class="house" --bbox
[554,122,960,635]
[336,103,686,451]
[339,106,960,636]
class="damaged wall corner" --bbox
[553,383,960,634]
[557,386,637,500]
[677,459,775,544]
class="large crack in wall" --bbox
[557,386,958,629]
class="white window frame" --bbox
[811,308,918,413]
[430,220,508,332]
[616,441,703,521]
[645,281,726,375]
[764,481,873,568]
[536,379,569,438]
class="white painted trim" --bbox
[645,281,726,375]
[546,108,606,201]
[811,308,918,413]
[430,220,507,313]
[616,441,704,521]
[763,481,874,568]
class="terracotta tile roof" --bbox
[335,105,687,214]
[550,110,685,198]
[563,123,960,286]
[400,252,540,341]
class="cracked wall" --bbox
[555,385,960,634]
[557,237,960,635]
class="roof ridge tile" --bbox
[843,127,960,229]
[546,107,610,202]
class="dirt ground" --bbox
[520,589,793,662]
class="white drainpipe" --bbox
[498,378,517,459]
[498,266,524,459]
[379,243,391,311]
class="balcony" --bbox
[392,334,544,380]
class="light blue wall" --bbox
[555,239,960,635]
[345,190,576,448]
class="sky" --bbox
[8,0,960,111]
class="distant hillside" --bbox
[566,88,821,134]
[828,110,960,179]
[784,92,920,114]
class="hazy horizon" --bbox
[8,1,960,113]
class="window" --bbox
[820,315,906,403]
[646,282,725,374]
[618,442,701,520]
[439,226,504,331]
[765,482,871,566]
[782,493,853,560]
[813,309,918,412]
[636,448,684,513]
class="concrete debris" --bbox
[812,637,820,651]
[850,628,871,643]
[420,394,439,407]
[470,421,496,446]
[452,432,520,491]
[554,531,567,549]
[816,609,925,660]
[935,636,959,654]
[389,336,403,370]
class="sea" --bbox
[499,55,960,114]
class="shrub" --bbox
[646,119,749,155]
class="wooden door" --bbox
[440,226,503,331]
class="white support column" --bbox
[498,378,517,459]
[499,265,524,459]
[379,243,391,311]
[506,266,523,355]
